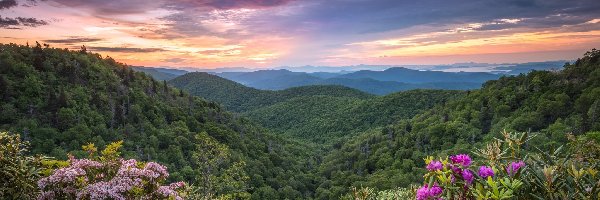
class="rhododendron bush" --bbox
[416,131,600,200]
[37,141,186,200]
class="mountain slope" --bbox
[314,50,600,199]
[131,66,186,80]
[317,78,482,95]
[0,43,318,198]
[248,73,323,90]
[244,90,465,143]
[169,72,373,112]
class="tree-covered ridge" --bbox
[168,72,373,112]
[317,78,482,95]
[244,90,464,143]
[314,49,600,199]
[0,43,318,199]
[130,66,183,81]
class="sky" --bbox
[1,0,600,69]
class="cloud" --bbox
[88,46,166,53]
[264,0,600,36]
[0,15,48,28]
[198,48,242,56]
[50,0,160,15]
[49,0,293,16]
[174,0,294,10]
[44,36,103,43]
[162,58,185,63]
[0,0,17,9]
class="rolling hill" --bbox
[244,90,464,143]
[168,72,373,112]
[170,72,465,143]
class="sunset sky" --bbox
[1,0,600,69]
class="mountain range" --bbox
[213,68,499,94]
[134,61,566,95]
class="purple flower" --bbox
[478,166,494,178]
[427,160,443,171]
[429,184,443,196]
[416,184,443,200]
[450,165,462,174]
[462,169,474,185]
[450,154,472,167]
[507,160,525,175]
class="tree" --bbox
[191,132,249,199]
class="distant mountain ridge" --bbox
[213,68,498,94]
[135,61,566,94]
[336,67,501,83]
[130,66,187,80]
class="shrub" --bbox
[37,141,186,199]
[341,186,415,200]
[0,132,49,199]
[416,130,600,200]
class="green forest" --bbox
[1,43,599,199]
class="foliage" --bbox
[523,132,600,200]
[0,132,49,199]
[190,132,250,199]
[340,186,415,200]
[245,90,463,143]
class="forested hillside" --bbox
[0,43,319,199]
[313,49,600,198]
[170,72,464,143]
[169,72,373,112]
[244,90,464,143]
